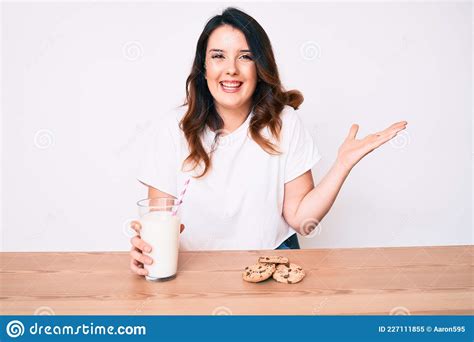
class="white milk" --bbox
[139,211,181,280]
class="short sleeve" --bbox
[284,111,322,183]
[136,116,178,197]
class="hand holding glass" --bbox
[130,198,184,281]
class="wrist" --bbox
[334,157,353,175]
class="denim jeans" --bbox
[275,234,300,250]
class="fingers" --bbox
[369,136,391,150]
[132,220,184,234]
[130,246,154,266]
[372,121,407,140]
[386,121,407,129]
[130,220,141,234]
[130,257,148,276]
[380,121,408,135]
[357,121,408,140]
[346,124,359,140]
[369,127,404,149]
[130,235,152,253]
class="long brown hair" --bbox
[180,7,303,178]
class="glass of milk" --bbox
[137,198,181,281]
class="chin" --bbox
[216,98,248,110]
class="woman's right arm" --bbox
[129,185,184,276]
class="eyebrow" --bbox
[208,48,252,53]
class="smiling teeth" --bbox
[221,82,242,88]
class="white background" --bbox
[1,2,472,251]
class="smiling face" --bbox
[204,25,258,116]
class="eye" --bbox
[211,54,224,59]
[241,54,253,60]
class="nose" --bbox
[225,58,238,75]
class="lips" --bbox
[220,81,243,93]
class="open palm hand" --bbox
[337,121,408,171]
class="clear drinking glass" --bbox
[137,198,181,281]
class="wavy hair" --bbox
[180,7,304,178]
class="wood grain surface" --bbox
[1,245,472,315]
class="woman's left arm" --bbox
[283,120,408,234]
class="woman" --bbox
[130,7,407,276]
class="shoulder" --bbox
[279,105,306,134]
[259,105,304,146]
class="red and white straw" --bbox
[172,178,190,216]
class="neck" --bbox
[215,103,252,133]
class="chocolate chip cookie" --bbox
[242,263,276,283]
[272,263,305,284]
[258,255,289,265]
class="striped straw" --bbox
[171,178,191,216]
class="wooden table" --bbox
[1,245,472,315]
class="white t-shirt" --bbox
[136,105,322,251]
